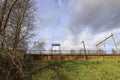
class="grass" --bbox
[27,59,120,80]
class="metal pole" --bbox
[81,41,88,59]
[111,33,118,50]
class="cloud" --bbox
[62,29,92,50]
[66,0,120,35]
[35,0,120,50]
[62,28,120,50]
[58,0,120,50]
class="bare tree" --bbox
[0,0,7,34]
[32,41,46,54]
[0,0,36,80]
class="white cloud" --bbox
[61,28,92,50]
[59,0,120,50]
[61,28,120,50]
[35,0,120,50]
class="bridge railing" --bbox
[27,50,120,55]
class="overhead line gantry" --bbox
[96,33,118,50]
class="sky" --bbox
[33,0,120,50]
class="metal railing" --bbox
[27,50,120,55]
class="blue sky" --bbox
[33,0,120,50]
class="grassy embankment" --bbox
[27,59,120,80]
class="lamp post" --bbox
[81,41,88,59]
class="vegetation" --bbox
[28,59,120,80]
